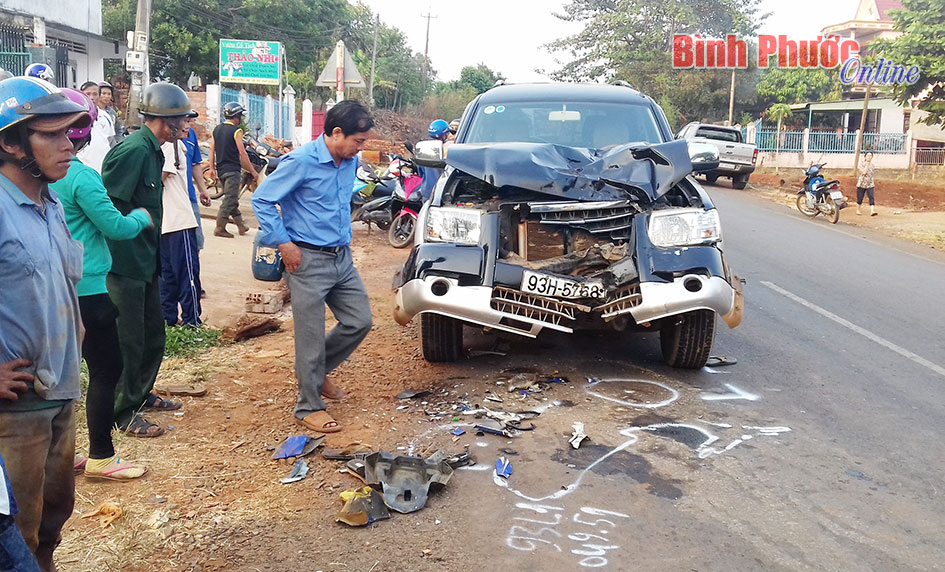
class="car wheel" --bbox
[732,175,748,190]
[203,166,224,199]
[660,310,716,369]
[705,173,719,184]
[388,212,416,248]
[420,313,463,362]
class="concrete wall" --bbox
[2,0,102,34]
[758,151,909,170]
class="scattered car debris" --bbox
[272,435,325,460]
[397,388,431,400]
[569,422,588,449]
[441,446,476,469]
[498,448,518,456]
[363,452,453,513]
[474,419,510,437]
[484,391,504,403]
[280,459,310,484]
[322,442,375,461]
[495,457,513,479]
[336,486,391,527]
[450,428,465,436]
[82,501,122,528]
[706,355,738,367]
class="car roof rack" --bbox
[610,80,635,89]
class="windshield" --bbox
[695,127,741,143]
[462,101,664,148]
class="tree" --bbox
[546,0,766,122]
[757,65,840,106]
[457,64,505,94]
[765,103,792,173]
[871,0,945,126]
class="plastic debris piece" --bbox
[587,378,599,384]
[363,452,453,514]
[397,388,431,400]
[272,435,324,460]
[484,392,503,403]
[337,486,390,526]
[706,355,738,367]
[496,457,513,479]
[444,445,476,469]
[82,502,122,528]
[498,448,518,456]
[474,419,509,437]
[450,428,465,436]
[280,459,310,484]
[569,422,588,449]
[547,377,566,384]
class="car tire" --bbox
[705,173,719,184]
[732,175,748,190]
[660,310,716,369]
[420,313,463,362]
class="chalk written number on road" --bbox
[507,503,630,568]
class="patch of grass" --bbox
[163,325,223,358]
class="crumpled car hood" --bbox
[445,139,692,203]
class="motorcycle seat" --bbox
[813,179,839,191]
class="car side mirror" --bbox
[688,142,719,173]
[412,139,446,168]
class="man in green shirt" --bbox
[102,83,196,437]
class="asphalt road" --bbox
[414,185,945,571]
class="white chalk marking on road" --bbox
[761,280,945,379]
[584,379,679,409]
[700,383,760,402]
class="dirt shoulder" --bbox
[739,171,945,251]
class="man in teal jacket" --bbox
[49,88,151,479]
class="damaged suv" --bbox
[393,83,743,368]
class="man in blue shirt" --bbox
[252,100,374,434]
[0,77,90,571]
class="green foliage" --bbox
[756,57,841,105]
[424,85,478,121]
[658,95,682,131]
[871,0,945,126]
[164,325,223,358]
[765,103,792,130]
[739,111,754,126]
[458,64,506,94]
[546,0,766,124]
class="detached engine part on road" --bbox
[393,83,744,369]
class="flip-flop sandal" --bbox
[144,394,182,411]
[296,410,342,434]
[122,417,165,438]
[156,384,208,397]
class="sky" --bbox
[354,0,858,82]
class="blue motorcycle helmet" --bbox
[24,63,55,82]
[0,77,91,181]
[428,119,450,140]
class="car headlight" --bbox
[647,208,721,247]
[425,207,481,245]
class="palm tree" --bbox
[766,103,793,174]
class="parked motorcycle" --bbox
[796,162,846,224]
[204,135,282,200]
[351,164,397,230]
[386,151,426,248]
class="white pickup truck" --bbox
[676,122,757,189]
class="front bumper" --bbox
[394,271,742,338]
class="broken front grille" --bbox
[490,287,587,328]
[528,200,638,239]
[594,283,642,320]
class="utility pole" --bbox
[368,14,379,108]
[126,0,151,127]
[853,84,872,174]
[420,11,436,95]
[727,69,736,126]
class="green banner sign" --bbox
[219,39,281,86]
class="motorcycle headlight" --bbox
[425,207,482,245]
[647,208,721,247]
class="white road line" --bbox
[761,280,945,379]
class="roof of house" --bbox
[875,0,904,21]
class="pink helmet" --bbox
[61,88,98,140]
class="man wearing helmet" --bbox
[208,101,258,238]
[0,76,91,571]
[101,82,196,438]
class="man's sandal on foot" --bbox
[85,455,149,481]
[122,416,165,438]
[296,410,342,433]
[144,393,182,411]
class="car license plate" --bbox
[521,270,606,299]
[718,162,735,170]
[829,190,843,200]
